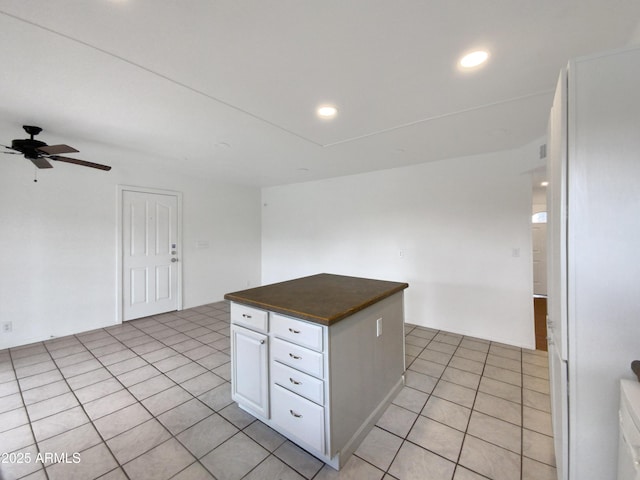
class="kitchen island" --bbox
[224,273,408,469]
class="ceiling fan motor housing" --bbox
[11,138,47,159]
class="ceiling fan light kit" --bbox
[2,125,112,175]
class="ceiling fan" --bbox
[2,125,111,171]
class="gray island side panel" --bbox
[327,291,406,458]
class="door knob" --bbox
[171,258,178,263]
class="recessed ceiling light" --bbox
[541,181,549,187]
[317,105,338,119]
[459,50,489,69]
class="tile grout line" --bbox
[378,330,489,479]
[22,307,226,480]
[2,310,553,480]
[92,310,233,480]
[41,330,131,480]
[368,325,433,479]
[127,306,260,480]
[402,327,555,478]
[115,306,234,480]
[452,335,490,480]
[7,345,52,480]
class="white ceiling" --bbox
[1,1,639,186]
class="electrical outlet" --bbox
[2,322,12,333]
[376,318,382,337]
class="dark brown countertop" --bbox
[224,273,408,326]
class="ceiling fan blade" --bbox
[30,157,54,169]
[37,144,79,155]
[50,155,112,171]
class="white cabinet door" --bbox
[231,325,269,418]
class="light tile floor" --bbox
[0,302,556,480]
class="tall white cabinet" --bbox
[547,45,640,480]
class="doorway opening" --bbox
[532,179,548,350]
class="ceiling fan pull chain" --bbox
[34,166,38,183]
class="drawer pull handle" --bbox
[288,328,301,334]
[289,377,302,385]
[289,353,302,360]
[289,409,303,418]
[242,314,252,319]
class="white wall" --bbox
[262,142,544,348]
[1,120,543,351]
[0,126,261,350]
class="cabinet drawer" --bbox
[272,338,324,379]
[271,384,325,454]
[271,314,323,352]
[272,361,324,405]
[230,303,268,333]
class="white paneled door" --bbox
[122,190,180,321]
